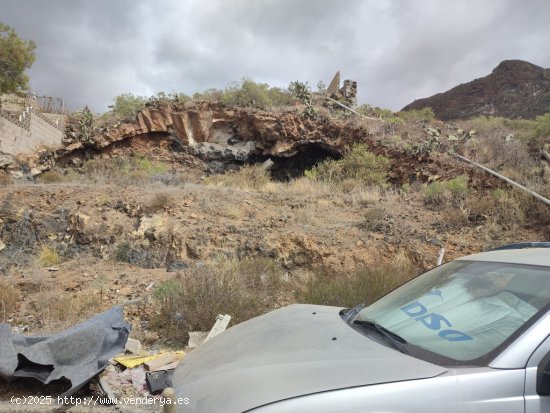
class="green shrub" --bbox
[306,144,389,188]
[221,78,295,109]
[535,112,550,140]
[78,155,170,184]
[134,154,169,175]
[422,175,469,206]
[398,107,435,123]
[462,116,536,143]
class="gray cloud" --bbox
[2,0,549,112]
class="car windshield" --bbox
[353,260,550,362]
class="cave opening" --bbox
[258,143,342,182]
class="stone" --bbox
[187,332,208,348]
[0,152,15,169]
[204,314,231,343]
[125,337,142,354]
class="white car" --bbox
[172,243,550,412]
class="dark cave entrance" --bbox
[258,142,342,181]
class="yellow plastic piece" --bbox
[113,351,185,368]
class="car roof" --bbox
[456,248,550,267]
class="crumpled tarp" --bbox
[0,306,130,396]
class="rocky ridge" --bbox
[403,60,550,120]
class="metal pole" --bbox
[323,96,381,121]
[453,153,550,207]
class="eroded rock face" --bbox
[15,102,365,177]
[403,60,550,120]
[64,102,354,161]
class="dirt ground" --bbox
[1,108,549,410]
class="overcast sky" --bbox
[2,0,550,112]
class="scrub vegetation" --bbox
[151,252,418,343]
[2,74,549,353]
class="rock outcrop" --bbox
[403,60,550,120]
[24,102,364,177]
[60,102,353,157]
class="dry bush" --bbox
[204,165,271,190]
[146,192,174,213]
[177,170,203,184]
[38,170,67,184]
[151,256,288,342]
[361,207,387,231]
[295,251,419,308]
[0,281,21,322]
[293,204,319,226]
[223,207,244,220]
[466,189,526,227]
[0,173,12,186]
[466,134,538,183]
[32,288,102,331]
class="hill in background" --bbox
[403,60,550,120]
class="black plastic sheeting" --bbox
[0,306,130,396]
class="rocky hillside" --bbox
[403,60,550,120]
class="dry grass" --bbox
[466,189,526,227]
[0,174,12,186]
[293,204,320,226]
[0,281,21,322]
[151,248,420,344]
[37,245,62,267]
[204,165,271,190]
[295,250,419,308]
[38,170,67,184]
[345,186,385,207]
[466,134,538,183]
[32,288,103,331]
[177,170,204,184]
[282,177,332,196]
[151,256,288,342]
[223,207,244,220]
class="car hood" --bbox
[173,304,446,412]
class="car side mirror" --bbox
[537,353,550,396]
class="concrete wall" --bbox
[0,115,30,154]
[0,112,65,155]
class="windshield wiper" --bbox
[339,303,366,322]
[352,319,408,354]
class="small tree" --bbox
[0,23,36,94]
[111,93,148,121]
[289,81,316,119]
